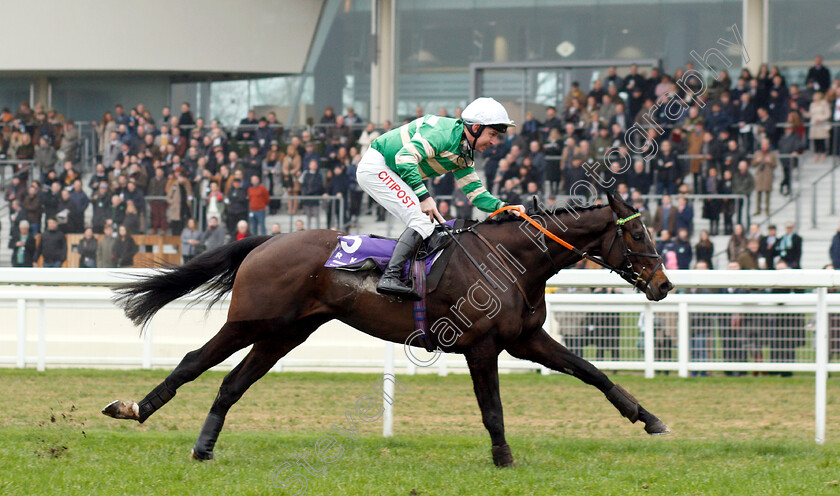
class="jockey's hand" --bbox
[508,204,527,217]
[420,197,445,224]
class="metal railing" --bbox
[141,193,346,233]
[811,156,840,228]
[0,159,35,185]
[1,268,839,443]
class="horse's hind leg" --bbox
[506,328,669,435]
[191,318,321,461]
[102,319,270,423]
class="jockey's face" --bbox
[470,124,503,152]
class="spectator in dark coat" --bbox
[57,189,82,234]
[806,56,831,92]
[8,199,24,242]
[695,230,714,269]
[237,110,258,142]
[42,181,62,222]
[830,222,840,269]
[626,160,652,194]
[225,176,249,236]
[326,165,350,229]
[69,179,89,219]
[653,140,681,195]
[777,222,802,269]
[77,227,98,268]
[675,196,694,237]
[123,180,146,214]
[253,118,275,155]
[759,224,780,269]
[9,220,36,267]
[112,225,138,267]
[90,183,112,234]
[36,218,67,267]
[241,144,264,180]
[776,127,799,196]
[299,160,325,230]
[653,195,678,236]
[674,228,693,270]
[106,194,127,229]
[22,184,43,234]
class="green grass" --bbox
[2,369,840,495]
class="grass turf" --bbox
[1,368,840,495]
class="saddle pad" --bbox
[324,219,457,277]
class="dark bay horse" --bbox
[102,192,674,466]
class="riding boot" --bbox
[377,227,424,300]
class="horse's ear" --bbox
[606,190,621,210]
[606,190,631,216]
[531,195,539,213]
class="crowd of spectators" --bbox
[480,56,838,270]
[3,56,839,268]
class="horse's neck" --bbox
[479,208,613,284]
[543,208,614,277]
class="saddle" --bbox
[324,218,471,293]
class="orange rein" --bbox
[488,205,578,252]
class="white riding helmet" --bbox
[461,97,516,130]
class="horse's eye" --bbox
[631,233,643,241]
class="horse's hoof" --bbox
[101,400,140,420]
[644,418,671,435]
[190,448,214,462]
[491,444,514,467]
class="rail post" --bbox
[438,352,448,377]
[677,302,689,378]
[37,300,46,372]
[643,304,655,378]
[540,308,551,375]
[143,318,153,370]
[383,342,395,437]
[815,287,828,445]
[16,298,26,369]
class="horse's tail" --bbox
[113,235,274,327]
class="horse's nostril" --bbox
[660,282,673,294]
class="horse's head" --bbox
[605,192,673,301]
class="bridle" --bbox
[487,206,665,296]
[606,211,665,293]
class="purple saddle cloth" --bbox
[324,220,456,277]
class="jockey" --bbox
[357,97,526,299]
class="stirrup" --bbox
[377,275,421,300]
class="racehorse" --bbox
[102,192,674,467]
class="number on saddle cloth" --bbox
[323,219,460,276]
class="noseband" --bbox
[608,212,665,294]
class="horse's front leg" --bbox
[465,340,513,467]
[506,328,669,435]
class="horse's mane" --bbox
[483,201,612,224]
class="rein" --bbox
[487,205,663,294]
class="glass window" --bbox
[768,0,840,80]
[0,78,31,113]
[395,0,741,116]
